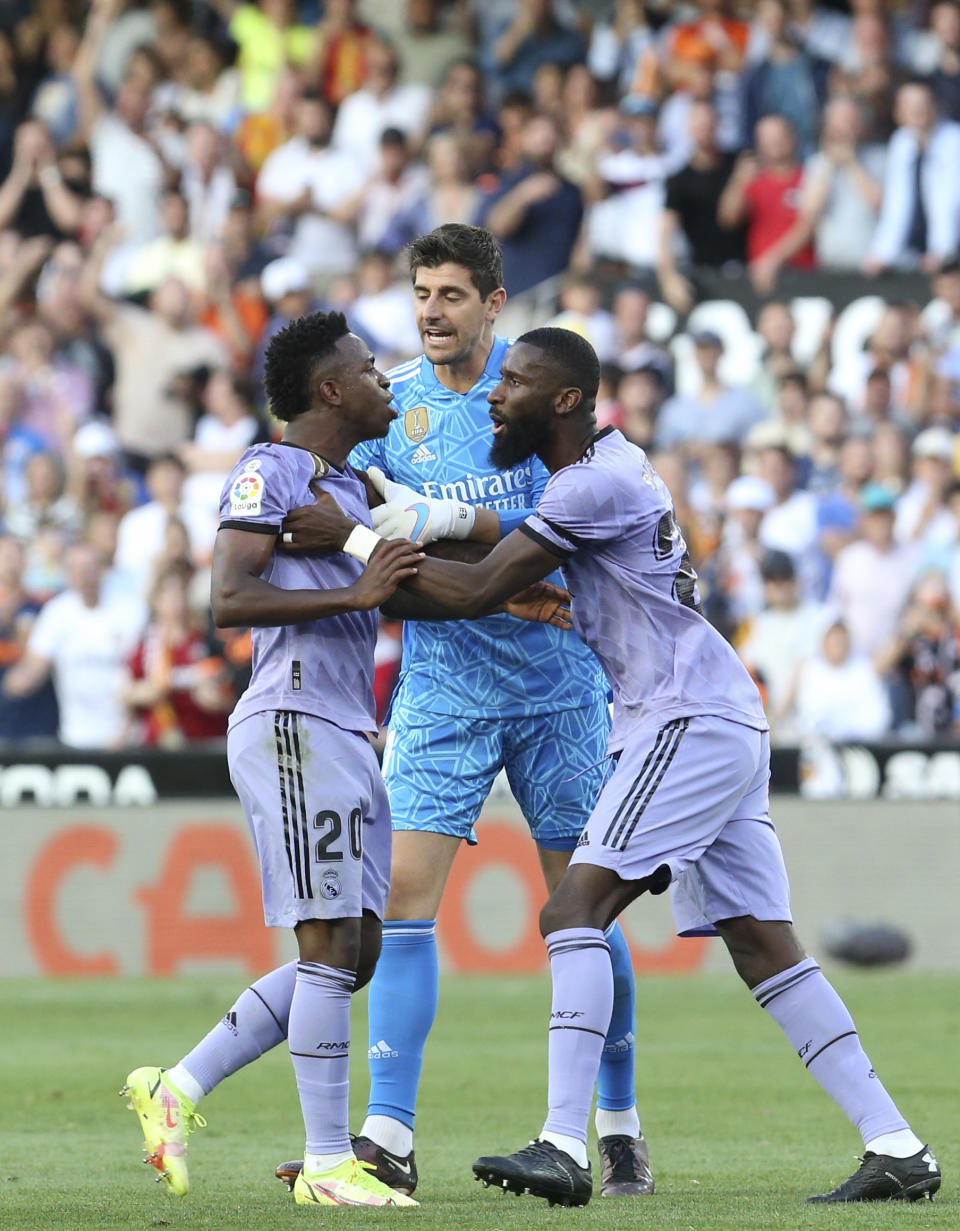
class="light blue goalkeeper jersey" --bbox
[349,336,606,718]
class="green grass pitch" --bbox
[2,971,956,1229]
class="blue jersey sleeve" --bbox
[494,456,552,538]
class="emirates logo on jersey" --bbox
[404,406,430,442]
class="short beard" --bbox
[489,419,543,470]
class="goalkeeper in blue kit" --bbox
[277,225,652,1199]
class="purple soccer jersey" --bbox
[218,442,378,734]
[520,428,768,750]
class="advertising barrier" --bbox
[2,760,956,976]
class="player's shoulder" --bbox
[228,441,304,480]
[386,355,426,403]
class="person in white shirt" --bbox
[829,483,918,658]
[256,91,365,277]
[116,454,211,597]
[757,442,819,567]
[794,618,892,742]
[894,426,959,551]
[3,543,145,748]
[739,550,833,743]
[331,41,431,174]
[866,81,960,273]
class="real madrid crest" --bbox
[403,406,430,443]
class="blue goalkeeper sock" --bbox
[596,921,639,1131]
[364,919,438,1134]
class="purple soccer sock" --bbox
[753,957,909,1144]
[288,961,356,1155]
[542,928,614,1143]
[177,960,296,1095]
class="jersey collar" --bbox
[419,335,510,399]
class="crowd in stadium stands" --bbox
[0,0,958,749]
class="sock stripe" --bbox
[290,1050,350,1060]
[615,718,689,850]
[803,1029,858,1069]
[754,962,821,1009]
[249,985,285,1034]
[547,940,611,959]
[548,1024,608,1040]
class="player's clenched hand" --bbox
[502,581,573,630]
[280,490,356,553]
[349,539,424,609]
[367,465,476,544]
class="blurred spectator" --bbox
[923,257,960,350]
[548,274,617,362]
[829,482,918,657]
[478,112,582,296]
[3,542,145,748]
[925,0,960,122]
[617,367,665,450]
[705,473,775,632]
[739,548,831,742]
[162,33,242,129]
[309,0,377,104]
[4,449,80,543]
[829,304,915,417]
[662,1,749,91]
[867,81,960,273]
[214,0,317,112]
[655,331,766,451]
[73,1,166,244]
[349,249,427,363]
[793,617,893,741]
[331,41,431,173]
[350,128,432,255]
[830,11,904,143]
[587,0,657,96]
[257,90,365,278]
[740,0,829,157]
[718,114,815,295]
[877,569,960,736]
[82,231,228,465]
[1,317,94,451]
[488,0,585,98]
[428,59,498,177]
[115,453,208,597]
[585,94,678,275]
[125,562,231,746]
[124,188,207,295]
[757,441,819,573]
[0,534,58,742]
[611,285,672,384]
[800,96,885,272]
[424,131,480,227]
[233,65,301,174]
[658,100,746,314]
[394,0,473,89]
[181,122,237,247]
[806,392,848,492]
[0,120,88,240]
[895,427,959,551]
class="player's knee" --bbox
[295,916,363,972]
[717,917,805,988]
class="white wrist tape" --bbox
[449,502,477,540]
[342,524,382,564]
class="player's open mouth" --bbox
[424,329,454,346]
[489,413,506,436]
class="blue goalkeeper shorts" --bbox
[382,690,612,849]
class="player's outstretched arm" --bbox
[399,530,560,619]
[211,528,421,627]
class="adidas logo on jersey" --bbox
[410,443,437,464]
[368,1039,399,1059]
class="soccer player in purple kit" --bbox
[306,325,941,1208]
[118,312,569,1209]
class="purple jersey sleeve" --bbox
[520,457,628,557]
[219,447,296,535]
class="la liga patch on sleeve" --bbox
[231,471,265,515]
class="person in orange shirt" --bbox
[664,0,748,90]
